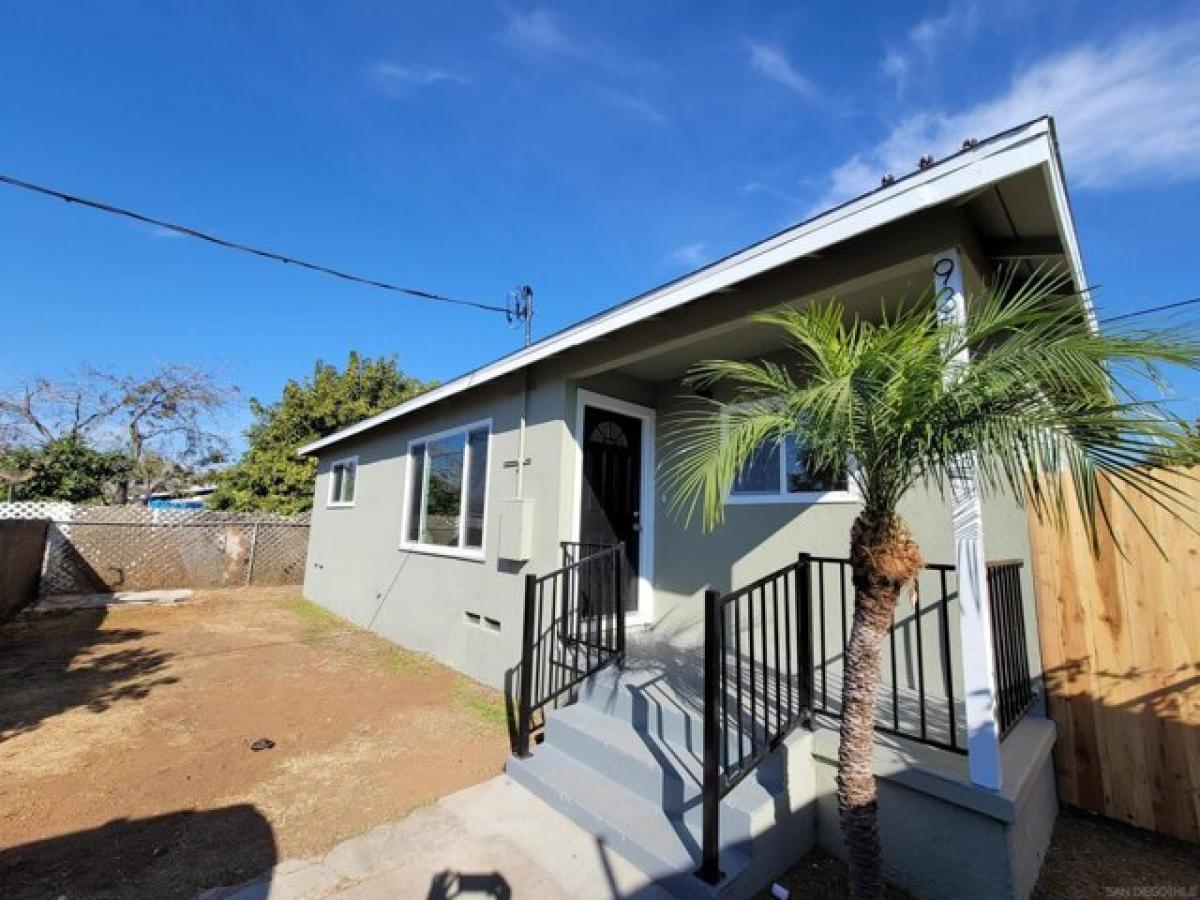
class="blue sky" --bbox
[3,1,1200,445]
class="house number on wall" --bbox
[934,255,958,321]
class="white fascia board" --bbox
[299,119,1056,457]
[1039,121,1095,329]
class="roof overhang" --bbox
[299,116,1087,457]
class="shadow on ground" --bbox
[427,870,512,899]
[0,607,177,742]
[0,804,276,900]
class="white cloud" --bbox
[910,1,981,57]
[599,90,667,127]
[371,62,467,95]
[814,22,1200,211]
[880,50,910,86]
[882,1,981,90]
[667,242,708,269]
[746,41,819,101]
[502,8,581,57]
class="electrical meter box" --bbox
[499,498,534,562]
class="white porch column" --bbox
[933,248,1003,790]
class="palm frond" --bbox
[662,265,1200,548]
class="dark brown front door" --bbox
[580,405,641,612]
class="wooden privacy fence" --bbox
[0,502,310,596]
[0,519,50,621]
[1028,468,1200,843]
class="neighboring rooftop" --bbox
[300,116,1086,456]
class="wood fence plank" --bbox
[1028,469,1200,843]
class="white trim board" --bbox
[572,389,656,628]
[300,119,1066,457]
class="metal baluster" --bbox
[914,580,927,742]
[818,563,827,711]
[735,597,745,767]
[720,595,729,774]
[1013,565,1032,714]
[615,547,626,664]
[890,597,900,732]
[697,587,722,885]
[990,566,1007,733]
[839,561,848,664]
[772,578,782,737]
[576,556,585,676]
[798,554,813,721]
[939,568,956,750]
[783,569,794,721]
[516,574,536,757]
[748,589,757,754]
[759,585,769,743]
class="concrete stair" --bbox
[506,665,816,899]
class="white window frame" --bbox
[400,418,492,561]
[725,431,861,506]
[327,456,359,508]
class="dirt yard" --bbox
[0,587,510,899]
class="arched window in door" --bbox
[588,420,629,448]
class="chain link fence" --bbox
[0,502,309,596]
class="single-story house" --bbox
[300,117,1084,899]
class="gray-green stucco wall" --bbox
[303,372,571,689]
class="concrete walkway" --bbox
[202,775,674,900]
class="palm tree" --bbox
[662,269,1200,899]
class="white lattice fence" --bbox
[0,503,310,595]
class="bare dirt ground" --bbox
[0,587,510,899]
[764,807,1199,898]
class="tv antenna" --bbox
[508,284,535,346]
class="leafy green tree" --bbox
[664,271,1200,899]
[211,352,429,514]
[0,437,132,503]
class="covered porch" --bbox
[549,221,1057,770]
[506,121,1080,898]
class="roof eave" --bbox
[299,117,1063,457]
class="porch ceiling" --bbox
[612,266,933,383]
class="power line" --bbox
[1100,295,1200,324]
[7,168,1194,333]
[0,171,511,314]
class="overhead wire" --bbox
[0,172,510,314]
[1099,295,1200,324]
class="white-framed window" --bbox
[327,456,358,507]
[728,433,859,505]
[402,419,491,559]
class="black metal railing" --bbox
[987,560,1034,736]
[809,556,966,754]
[515,543,626,757]
[698,554,813,884]
[560,540,615,568]
[697,551,1036,884]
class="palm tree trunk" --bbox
[838,511,923,900]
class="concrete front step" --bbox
[579,665,706,750]
[508,666,820,899]
[546,702,704,815]
[506,742,751,900]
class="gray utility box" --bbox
[499,498,534,562]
